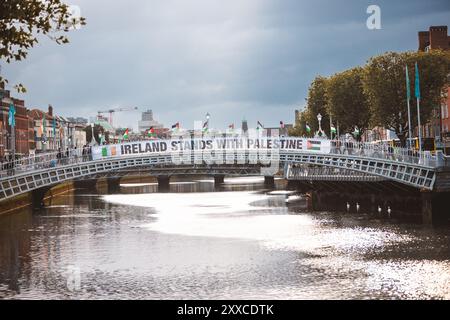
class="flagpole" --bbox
[417,97,422,154]
[337,121,340,141]
[8,103,16,163]
[415,62,422,154]
[329,114,333,140]
[405,65,413,149]
[11,123,15,164]
[407,99,412,149]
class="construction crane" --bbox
[97,107,138,127]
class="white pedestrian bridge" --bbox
[0,137,446,202]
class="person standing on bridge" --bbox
[57,148,62,165]
[65,148,69,165]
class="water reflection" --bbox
[0,176,449,299]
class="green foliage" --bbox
[363,50,450,143]
[303,50,450,144]
[327,67,370,140]
[0,0,86,88]
[304,76,330,137]
[288,110,308,137]
[84,124,105,144]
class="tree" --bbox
[84,124,105,145]
[327,67,370,140]
[363,50,450,146]
[288,110,308,137]
[304,76,330,137]
[0,0,86,90]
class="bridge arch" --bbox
[0,137,440,202]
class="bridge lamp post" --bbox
[205,113,210,135]
[317,113,322,133]
[88,123,96,146]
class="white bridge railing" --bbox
[0,138,441,179]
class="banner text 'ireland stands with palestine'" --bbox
[92,137,331,160]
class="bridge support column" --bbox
[31,186,52,208]
[308,191,323,211]
[264,176,275,187]
[107,177,121,194]
[421,191,450,225]
[157,176,170,192]
[286,180,297,190]
[74,179,98,192]
[214,175,225,185]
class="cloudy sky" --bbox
[3,0,450,130]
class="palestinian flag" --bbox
[353,126,360,136]
[123,128,129,140]
[331,125,337,134]
[147,126,156,137]
[307,140,321,151]
[280,121,285,129]
[257,121,264,130]
[171,122,179,130]
[306,123,311,133]
[202,121,208,133]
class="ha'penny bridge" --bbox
[1,137,449,223]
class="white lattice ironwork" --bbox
[0,139,441,202]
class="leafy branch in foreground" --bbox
[0,0,86,91]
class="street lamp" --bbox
[317,113,322,132]
[204,112,211,135]
[89,123,96,146]
[315,113,327,138]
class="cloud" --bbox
[3,0,450,130]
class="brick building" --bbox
[418,25,450,153]
[418,25,450,52]
[0,87,31,159]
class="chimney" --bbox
[48,104,53,116]
[429,26,449,50]
[418,31,430,51]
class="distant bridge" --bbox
[0,137,447,203]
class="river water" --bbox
[0,176,449,300]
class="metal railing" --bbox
[0,138,443,179]
[0,148,88,178]
[286,164,386,182]
[326,140,438,167]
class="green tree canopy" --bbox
[84,124,105,145]
[288,109,308,137]
[0,0,86,90]
[304,76,330,137]
[363,50,450,145]
[327,67,370,140]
